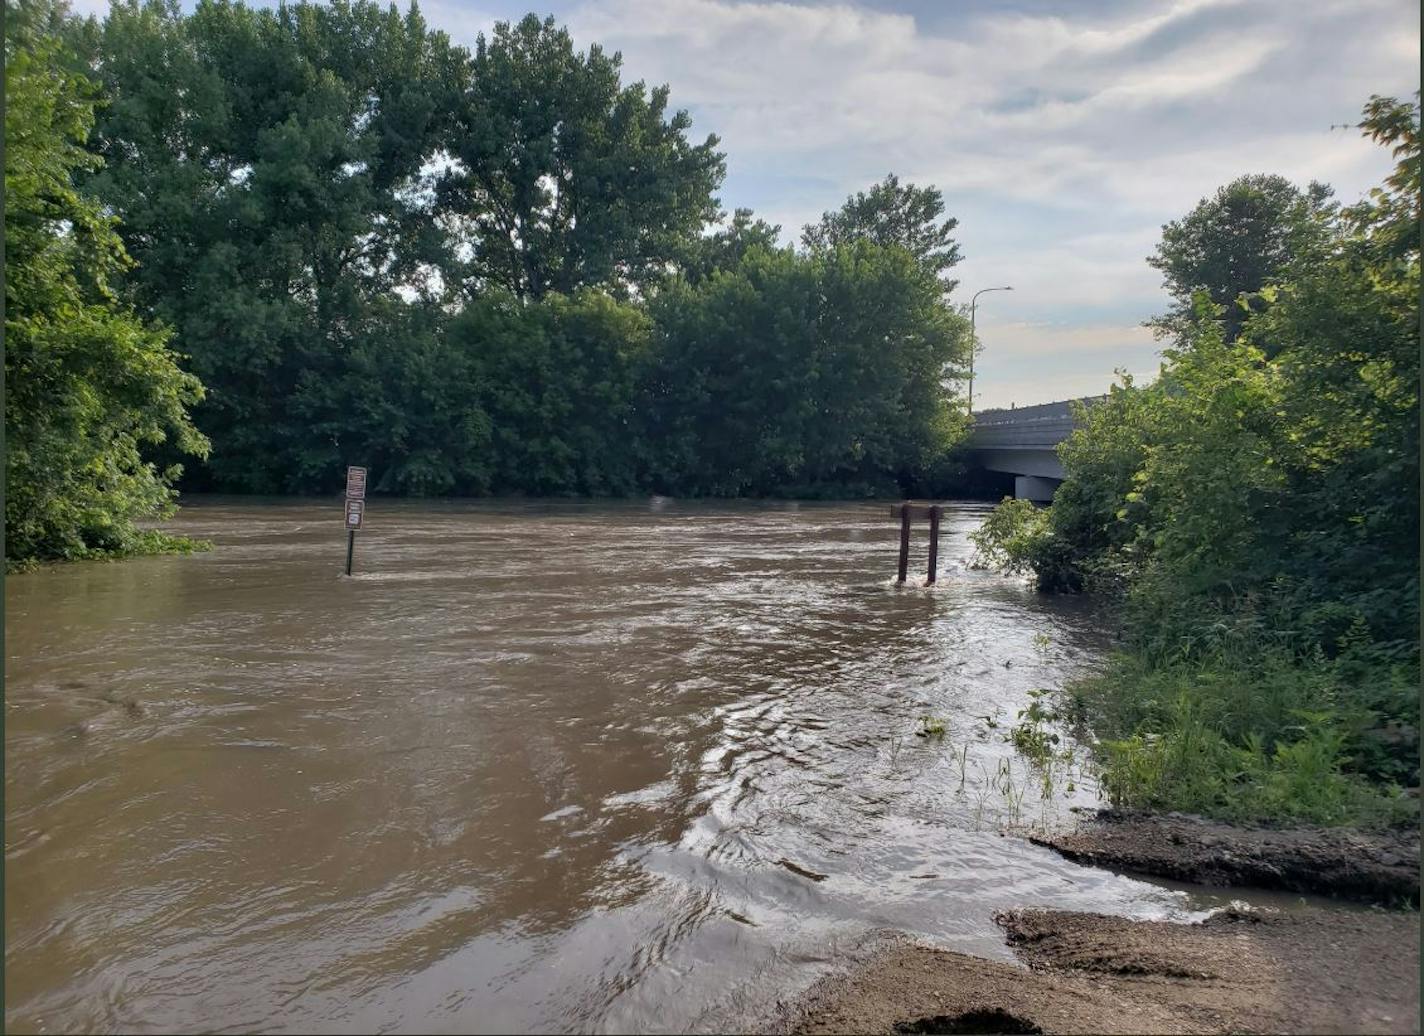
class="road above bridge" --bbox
[965,396,1105,501]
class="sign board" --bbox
[345,466,368,500]
[345,498,365,529]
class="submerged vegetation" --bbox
[974,95,1421,828]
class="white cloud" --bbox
[555,0,1416,402]
[979,320,1160,359]
[969,0,1232,59]
[418,1,498,47]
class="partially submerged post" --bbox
[897,503,912,583]
[344,466,367,575]
[927,505,941,584]
[888,502,944,584]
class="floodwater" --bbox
[7,498,1219,1034]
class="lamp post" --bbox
[968,285,1013,416]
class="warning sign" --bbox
[345,498,365,529]
[345,466,368,499]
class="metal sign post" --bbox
[888,503,943,584]
[344,466,367,575]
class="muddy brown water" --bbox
[8,498,1247,1034]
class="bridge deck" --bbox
[968,396,1104,450]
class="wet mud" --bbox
[780,904,1420,1035]
[1032,809,1420,905]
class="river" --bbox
[6,498,1217,1034]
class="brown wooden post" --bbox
[897,502,912,583]
[927,505,941,584]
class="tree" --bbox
[802,173,963,291]
[1249,93,1420,653]
[442,14,726,300]
[1029,103,1419,649]
[645,242,967,496]
[1147,173,1336,343]
[285,297,495,497]
[71,0,469,492]
[453,290,653,495]
[680,207,784,286]
[49,2,975,504]
[972,97,1421,812]
[5,0,208,566]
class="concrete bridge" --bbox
[965,396,1105,501]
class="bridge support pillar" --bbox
[1014,475,1060,502]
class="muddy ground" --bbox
[775,811,1420,1035]
[779,906,1419,1035]
[1032,809,1420,905]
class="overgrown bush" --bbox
[5,2,209,568]
[968,498,1047,575]
[977,94,1421,827]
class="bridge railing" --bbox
[967,395,1106,450]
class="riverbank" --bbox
[779,905,1419,1035]
[775,811,1420,1035]
[1033,808,1420,905]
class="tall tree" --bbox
[1148,173,1336,343]
[5,0,208,566]
[47,2,976,504]
[645,241,966,496]
[680,207,784,285]
[970,98,1420,818]
[443,14,726,300]
[69,0,469,492]
[802,173,963,292]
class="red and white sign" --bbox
[345,466,368,500]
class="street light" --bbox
[968,286,1013,416]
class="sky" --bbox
[73,0,1421,408]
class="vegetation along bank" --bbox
[970,94,1419,832]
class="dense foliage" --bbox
[802,174,963,290]
[975,96,1421,826]
[5,1,209,567]
[445,15,726,301]
[64,0,475,493]
[646,241,964,497]
[1147,174,1337,342]
[6,0,973,565]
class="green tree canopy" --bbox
[646,242,967,496]
[973,96,1421,816]
[33,0,971,503]
[680,207,785,286]
[442,13,726,300]
[5,0,208,566]
[802,173,963,292]
[1147,173,1336,343]
[69,0,473,491]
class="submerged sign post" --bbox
[888,502,943,584]
[344,466,367,575]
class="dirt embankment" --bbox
[780,907,1420,1035]
[776,811,1420,1035]
[1031,809,1420,905]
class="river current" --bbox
[6,498,1214,1033]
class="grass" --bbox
[917,715,948,739]
[1064,641,1419,829]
